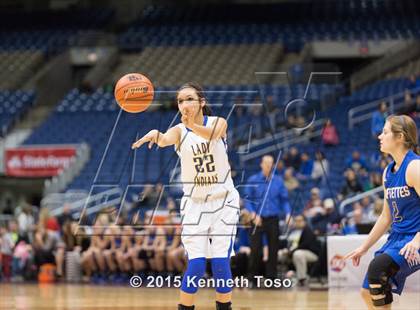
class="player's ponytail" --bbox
[177,82,213,116]
[387,115,419,155]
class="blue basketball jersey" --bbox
[384,150,420,234]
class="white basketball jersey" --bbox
[175,116,235,199]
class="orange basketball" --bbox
[114,73,154,113]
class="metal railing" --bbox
[339,186,383,215]
[348,86,420,130]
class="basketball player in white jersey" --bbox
[132,82,240,310]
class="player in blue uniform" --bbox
[345,115,420,309]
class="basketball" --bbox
[114,73,154,113]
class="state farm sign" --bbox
[5,146,76,177]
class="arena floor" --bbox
[1,284,419,309]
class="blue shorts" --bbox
[362,232,420,295]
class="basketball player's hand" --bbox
[181,108,195,129]
[344,246,367,267]
[400,239,420,266]
[132,129,160,149]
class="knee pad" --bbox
[211,258,232,294]
[181,257,206,294]
[367,254,399,307]
[178,304,194,310]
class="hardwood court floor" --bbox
[0,284,419,310]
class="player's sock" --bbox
[178,304,194,310]
[216,301,232,310]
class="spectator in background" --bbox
[57,204,73,227]
[38,208,60,235]
[303,188,323,219]
[399,89,416,116]
[366,198,383,223]
[297,152,314,181]
[406,74,420,90]
[359,197,373,219]
[283,147,301,171]
[276,159,285,177]
[33,225,59,271]
[245,155,291,283]
[284,167,300,192]
[346,151,368,173]
[342,207,363,235]
[311,198,342,235]
[371,101,388,138]
[265,95,279,132]
[1,223,18,281]
[281,215,320,286]
[364,171,382,191]
[250,98,264,139]
[321,119,339,146]
[286,115,297,130]
[311,151,329,183]
[17,205,35,242]
[339,169,363,200]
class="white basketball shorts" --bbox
[180,189,240,260]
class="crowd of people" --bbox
[0,151,395,288]
[2,93,419,287]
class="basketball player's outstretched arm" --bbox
[399,160,420,264]
[182,111,227,140]
[344,169,392,266]
[132,126,181,149]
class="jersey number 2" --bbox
[391,201,403,223]
[193,155,215,173]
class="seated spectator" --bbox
[371,101,388,138]
[297,152,314,181]
[406,74,420,90]
[278,215,320,286]
[165,210,184,277]
[12,239,33,281]
[303,188,323,219]
[364,171,382,191]
[286,115,297,130]
[311,151,329,182]
[283,147,301,171]
[342,208,363,235]
[311,198,342,235]
[321,119,339,146]
[359,197,374,219]
[57,204,73,227]
[38,207,60,236]
[366,198,383,223]
[369,152,390,172]
[1,223,17,281]
[231,209,253,278]
[284,167,300,192]
[17,204,35,242]
[33,225,59,272]
[339,169,363,200]
[346,151,368,173]
[276,159,285,177]
[265,95,279,131]
[398,89,416,116]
